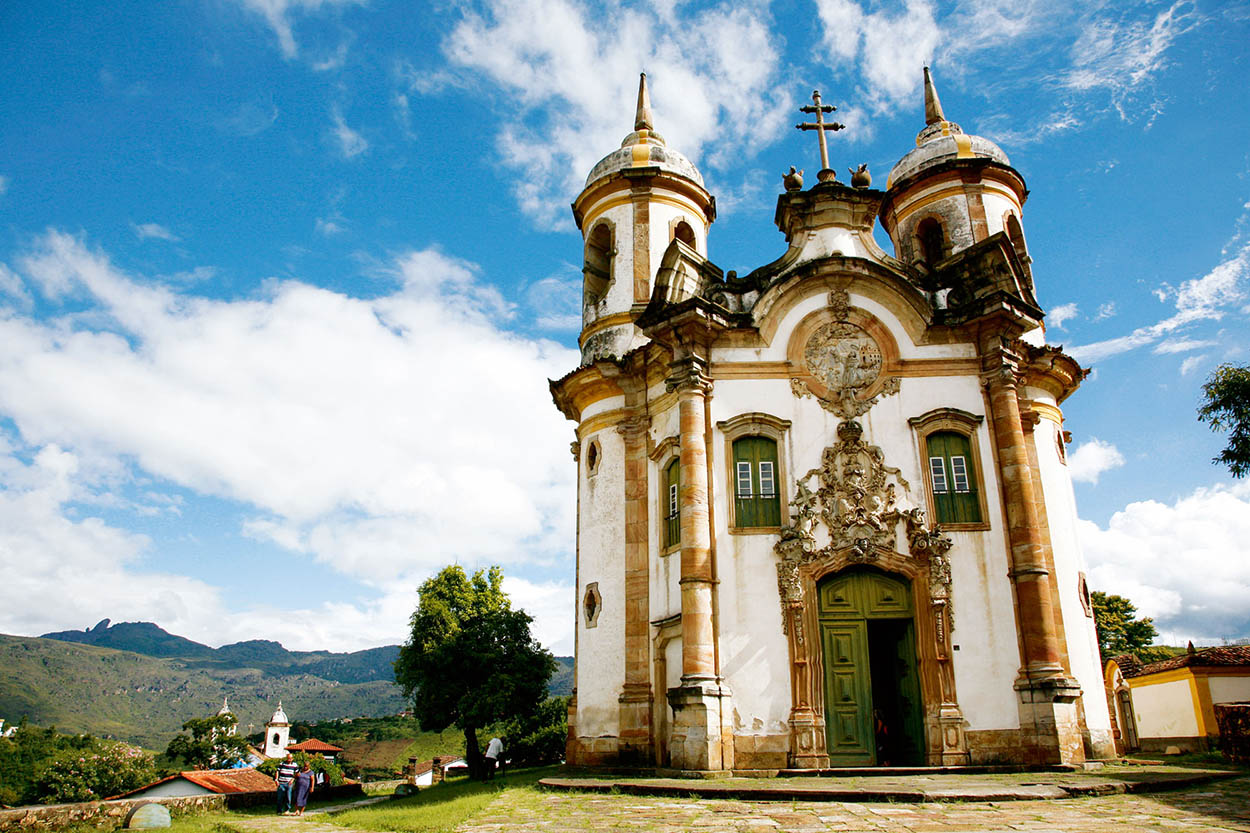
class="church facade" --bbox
[550,71,1113,772]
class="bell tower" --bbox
[880,68,1032,283]
[572,73,715,364]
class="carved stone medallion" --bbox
[804,321,883,394]
[791,297,899,419]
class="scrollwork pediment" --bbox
[774,419,954,632]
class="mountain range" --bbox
[0,620,572,750]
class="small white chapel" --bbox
[550,70,1113,772]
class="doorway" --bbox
[818,569,925,765]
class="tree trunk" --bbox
[464,725,484,780]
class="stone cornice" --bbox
[1021,343,1089,404]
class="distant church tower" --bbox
[264,701,290,758]
[216,696,237,736]
[551,69,1111,772]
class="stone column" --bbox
[983,357,1084,765]
[617,411,653,763]
[665,355,733,772]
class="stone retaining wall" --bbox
[0,794,225,832]
[0,783,364,831]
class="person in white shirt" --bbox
[484,737,503,780]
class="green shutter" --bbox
[926,432,981,524]
[733,437,781,528]
[664,458,680,548]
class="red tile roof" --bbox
[180,768,277,794]
[110,767,274,799]
[286,738,344,753]
[1125,645,1250,678]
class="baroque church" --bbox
[550,70,1112,772]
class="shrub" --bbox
[33,743,157,803]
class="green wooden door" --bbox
[818,570,925,766]
[821,620,873,762]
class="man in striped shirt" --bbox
[274,753,299,814]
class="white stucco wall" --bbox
[1027,395,1113,746]
[131,779,214,798]
[576,427,626,738]
[1208,675,1250,703]
[1131,678,1200,738]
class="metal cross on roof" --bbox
[796,89,845,182]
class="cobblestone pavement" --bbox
[458,775,1250,833]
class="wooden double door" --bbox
[819,569,925,766]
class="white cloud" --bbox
[0,264,31,308]
[1153,337,1215,354]
[1094,301,1116,321]
[815,0,941,114]
[1081,481,1250,644]
[234,0,365,59]
[525,273,581,331]
[132,222,179,242]
[1048,302,1078,329]
[1179,354,1207,376]
[433,0,791,227]
[312,39,351,72]
[1069,242,1249,363]
[0,230,580,652]
[1062,0,1199,116]
[330,107,368,158]
[315,215,345,235]
[1067,437,1124,484]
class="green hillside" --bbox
[0,634,405,750]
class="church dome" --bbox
[269,701,289,725]
[886,68,1010,190]
[584,74,704,190]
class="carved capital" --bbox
[666,357,712,395]
[616,414,651,442]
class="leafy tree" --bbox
[395,565,555,780]
[1199,362,1250,478]
[164,714,250,769]
[32,743,156,803]
[1091,591,1159,660]
[0,722,97,805]
[500,696,568,766]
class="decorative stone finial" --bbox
[923,66,945,125]
[849,163,871,188]
[783,166,804,191]
[634,72,654,131]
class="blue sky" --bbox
[1,0,1248,655]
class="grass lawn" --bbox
[329,765,561,833]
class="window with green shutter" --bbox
[733,436,781,528]
[664,458,681,549]
[926,431,981,524]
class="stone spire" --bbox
[923,66,945,125]
[217,696,232,716]
[634,72,654,131]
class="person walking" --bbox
[274,753,298,815]
[484,737,503,780]
[291,761,315,816]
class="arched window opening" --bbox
[916,218,946,268]
[1005,214,1028,261]
[663,458,681,549]
[673,220,696,248]
[584,223,613,305]
[925,431,981,524]
[733,436,780,528]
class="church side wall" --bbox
[1208,675,1250,703]
[1027,394,1116,757]
[575,425,626,743]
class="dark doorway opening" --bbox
[867,619,925,766]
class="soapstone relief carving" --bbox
[790,292,900,419]
[774,420,953,633]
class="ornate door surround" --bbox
[775,420,971,768]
